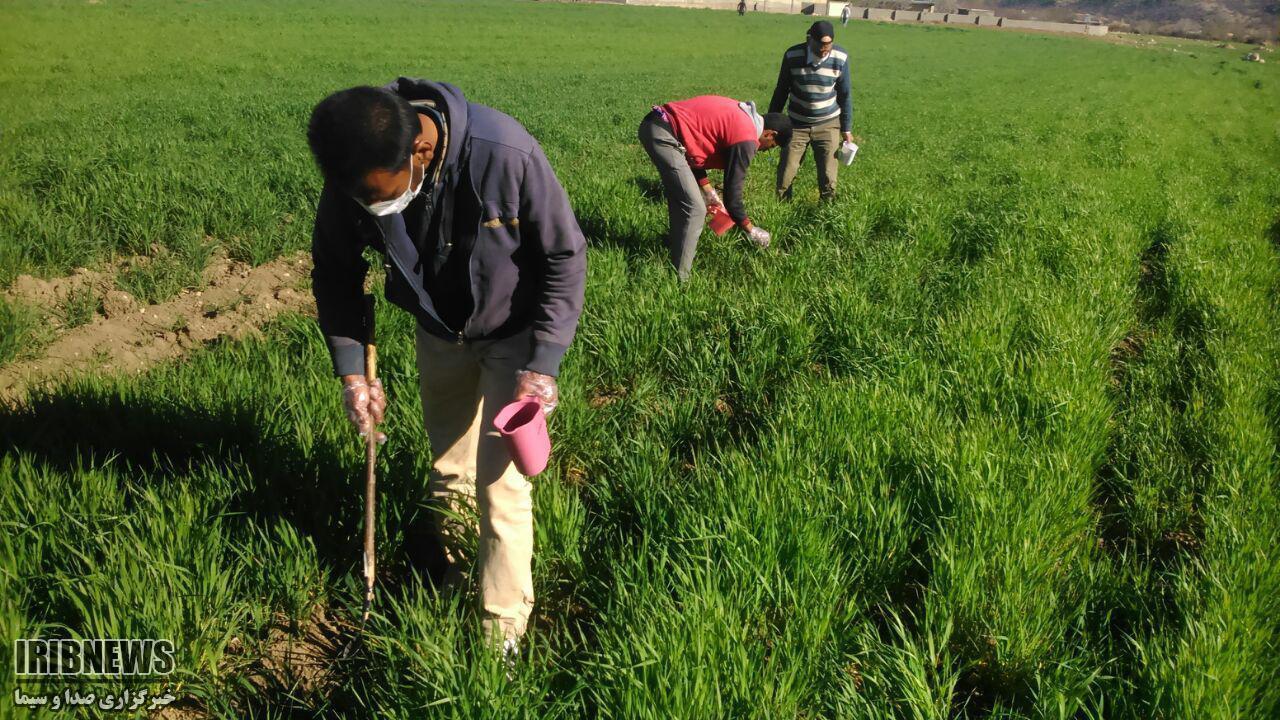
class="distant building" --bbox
[957,7,994,15]
[906,1,935,11]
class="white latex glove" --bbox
[746,225,771,249]
[700,184,722,208]
[342,376,387,444]
[514,370,559,416]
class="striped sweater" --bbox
[768,43,852,133]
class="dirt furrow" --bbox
[1,252,314,405]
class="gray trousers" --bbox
[638,113,705,281]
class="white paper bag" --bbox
[837,141,859,166]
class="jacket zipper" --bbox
[367,138,474,348]
[439,169,462,341]
[461,161,478,344]
[437,169,468,347]
[371,219,450,333]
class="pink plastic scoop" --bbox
[494,398,551,476]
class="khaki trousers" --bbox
[776,118,841,201]
[416,325,534,643]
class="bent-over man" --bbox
[638,95,790,280]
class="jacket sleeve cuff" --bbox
[526,341,568,378]
[696,176,712,187]
[736,217,752,229]
[330,342,366,377]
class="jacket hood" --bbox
[383,77,470,174]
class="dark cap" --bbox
[808,20,834,41]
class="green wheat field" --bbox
[1,0,1278,717]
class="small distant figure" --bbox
[738,0,746,16]
[841,3,852,25]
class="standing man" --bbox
[769,21,854,203]
[738,0,746,16]
[306,78,587,657]
[841,3,852,26]
[637,95,790,280]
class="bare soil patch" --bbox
[1,251,313,404]
[149,606,353,719]
[243,606,353,699]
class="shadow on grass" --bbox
[1,390,364,564]
[574,209,667,272]
[631,175,665,204]
[1,383,458,584]
[0,385,457,714]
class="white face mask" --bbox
[357,157,423,217]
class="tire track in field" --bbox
[1097,217,1217,568]
[1092,215,1222,707]
[1266,215,1280,450]
[0,252,314,406]
[545,308,796,699]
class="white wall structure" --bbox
[1002,17,1101,34]
[605,1,1109,35]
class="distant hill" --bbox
[923,0,1278,41]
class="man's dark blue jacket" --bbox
[311,78,587,378]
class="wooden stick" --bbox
[361,341,378,624]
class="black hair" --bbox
[763,112,793,146]
[306,86,419,190]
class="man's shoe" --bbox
[501,638,519,682]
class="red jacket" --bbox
[660,95,760,227]
[662,95,758,171]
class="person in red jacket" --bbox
[638,95,791,280]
